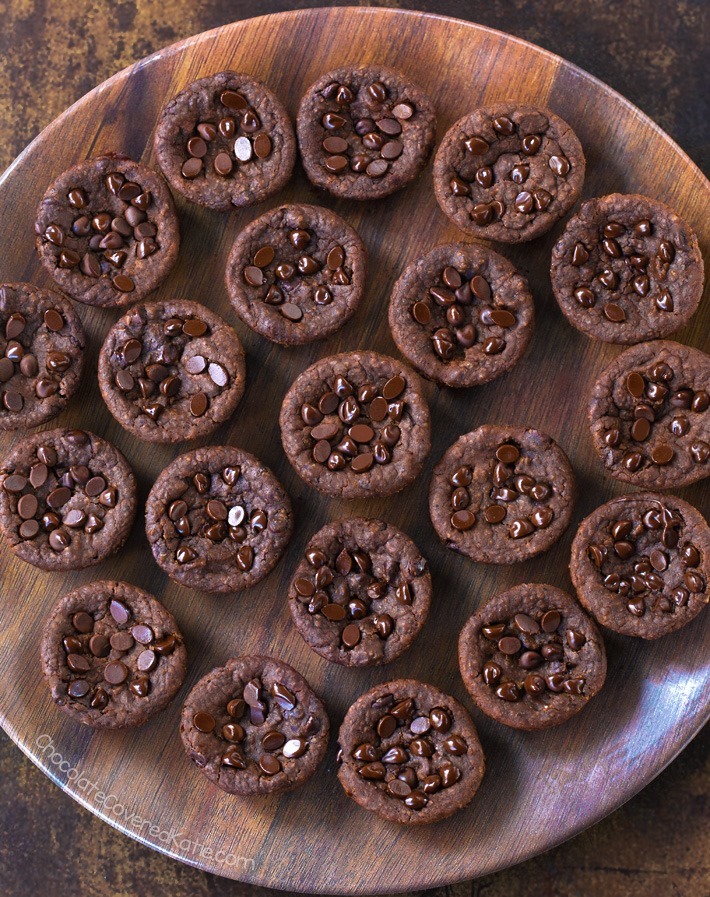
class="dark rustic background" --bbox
[0,2,707,896]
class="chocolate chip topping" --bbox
[181,656,329,795]
[98,299,246,443]
[0,428,136,571]
[571,492,709,638]
[281,351,430,500]
[589,340,709,489]
[155,71,296,212]
[225,204,367,345]
[551,194,704,343]
[41,581,187,729]
[35,156,179,308]
[337,679,485,823]
[433,105,585,243]
[389,242,534,387]
[145,445,293,594]
[289,517,432,666]
[429,426,576,564]
[0,283,86,429]
[297,65,436,200]
[459,584,606,730]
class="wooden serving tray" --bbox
[0,7,707,893]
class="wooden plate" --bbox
[0,7,707,893]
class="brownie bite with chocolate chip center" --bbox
[35,155,179,308]
[338,679,485,824]
[154,71,296,211]
[297,65,436,200]
[225,204,367,345]
[99,299,246,443]
[389,242,534,387]
[280,351,431,500]
[41,580,187,729]
[288,517,432,666]
[551,194,704,343]
[570,492,708,637]
[458,583,606,730]
[433,105,585,243]
[181,655,329,795]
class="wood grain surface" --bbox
[0,7,707,894]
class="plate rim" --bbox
[0,6,708,892]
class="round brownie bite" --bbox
[0,282,86,429]
[458,583,606,730]
[35,155,180,308]
[433,104,585,243]
[180,655,329,795]
[41,580,187,729]
[225,204,367,345]
[337,679,485,825]
[0,428,137,571]
[145,445,293,594]
[570,493,708,638]
[588,340,709,489]
[154,71,296,212]
[98,299,246,443]
[551,194,704,343]
[429,425,576,564]
[279,351,431,500]
[297,65,436,201]
[288,517,432,667]
[388,242,534,387]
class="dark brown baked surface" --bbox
[429,425,576,564]
[288,517,432,667]
[225,203,367,345]
[0,427,137,571]
[279,350,431,499]
[145,444,293,594]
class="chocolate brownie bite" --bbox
[297,66,436,201]
[570,493,708,638]
[98,299,246,443]
[279,351,431,500]
[145,445,292,594]
[0,428,137,571]
[388,242,534,388]
[551,194,704,343]
[35,155,179,308]
[154,71,296,212]
[41,580,187,729]
[458,583,606,730]
[433,105,585,243]
[0,282,86,429]
[225,204,367,345]
[180,655,329,795]
[337,679,485,824]
[588,340,709,489]
[288,518,432,667]
[429,425,576,564]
